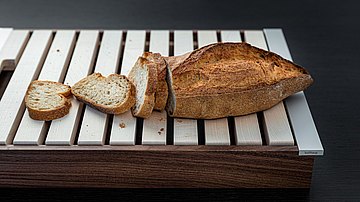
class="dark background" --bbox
[0,0,359,201]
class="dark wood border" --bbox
[0,145,314,188]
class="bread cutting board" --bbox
[0,28,323,188]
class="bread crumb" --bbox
[119,122,126,128]
[159,117,164,122]
[176,119,183,123]
[158,131,161,135]
[160,128,164,132]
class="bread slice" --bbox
[128,54,158,118]
[165,42,314,119]
[142,52,168,111]
[71,73,135,114]
[25,80,72,121]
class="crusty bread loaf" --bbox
[71,73,135,114]
[165,42,313,119]
[25,80,72,121]
[128,55,158,118]
[142,52,168,111]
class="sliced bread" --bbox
[128,54,158,118]
[166,42,313,119]
[71,73,135,114]
[25,80,72,121]
[142,52,168,111]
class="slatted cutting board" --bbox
[0,28,323,155]
[0,28,323,188]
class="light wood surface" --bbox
[45,30,99,145]
[264,29,323,155]
[173,30,198,145]
[0,28,12,53]
[149,30,169,56]
[110,30,145,145]
[14,30,76,145]
[220,30,241,42]
[0,30,30,72]
[142,30,169,145]
[244,30,294,146]
[77,31,123,145]
[0,30,53,144]
[198,30,230,145]
[197,30,217,46]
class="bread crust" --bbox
[154,80,168,111]
[166,42,314,119]
[142,52,169,111]
[27,100,71,121]
[25,80,72,121]
[169,75,312,119]
[71,73,136,115]
[128,56,158,118]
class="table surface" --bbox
[0,0,359,201]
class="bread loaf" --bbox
[165,42,313,119]
[71,73,135,114]
[25,80,72,121]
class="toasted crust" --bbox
[27,100,71,121]
[142,52,169,111]
[25,80,72,121]
[154,80,168,111]
[128,56,158,118]
[166,42,314,119]
[132,93,155,118]
[170,76,312,119]
[71,73,136,115]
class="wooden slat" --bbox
[235,114,262,145]
[0,30,30,72]
[198,30,230,145]
[173,30,198,145]
[0,30,53,144]
[142,30,169,145]
[264,28,323,155]
[13,30,77,145]
[149,30,169,56]
[0,28,12,52]
[77,31,123,145]
[197,30,217,46]
[110,30,145,145]
[45,31,99,145]
[220,31,263,145]
[220,30,241,42]
[244,30,294,146]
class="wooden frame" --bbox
[0,146,313,188]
